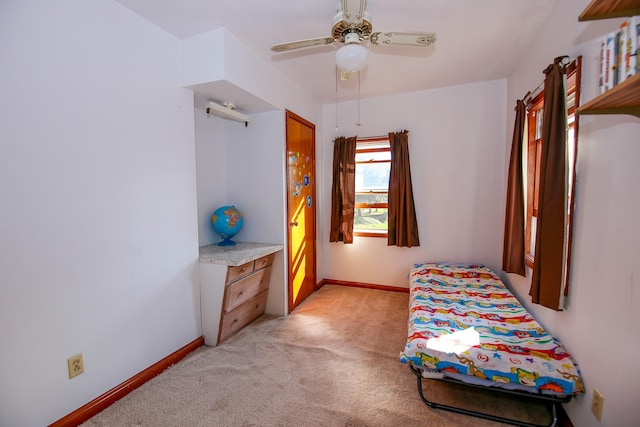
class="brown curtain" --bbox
[530,56,567,310]
[502,100,527,276]
[388,130,420,247]
[329,136,356,243]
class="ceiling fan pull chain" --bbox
[356,71,363,127]
[335,65,339,132]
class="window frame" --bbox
[523,58,581,278]
[353,136,390,238]
[524,93,544,267]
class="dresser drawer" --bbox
[218,290,268,343]
[224,266,272,312]
[226,260,254,283]
[254,253,275,270]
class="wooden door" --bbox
[285,110,317,312]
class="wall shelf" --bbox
[578,0,640,21]
[578,73,640,117]
[577,0,640,117]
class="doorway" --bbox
[285,110,317,313]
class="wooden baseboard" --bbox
[318,278,409,293]
[49,336,204,427]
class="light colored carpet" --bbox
[81,285,550,426]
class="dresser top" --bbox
[199,242,284,266]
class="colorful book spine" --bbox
[605,31,616,91]
[614,29,622,85]
[599,36,606,94]
[598,16,640,91]
[619,20,629,83]
[632,15,640,75]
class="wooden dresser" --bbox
[217,253,273,343]
[199,242,283,346]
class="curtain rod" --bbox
[523,81,544,105]
[357,135,389,141]
[358,130,409,141]
[522,55,571,104]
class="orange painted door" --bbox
[285,110,317,312]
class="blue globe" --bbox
[212,205,243,246]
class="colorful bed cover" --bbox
[400,263,584,396]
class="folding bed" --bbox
[400,263,584,427]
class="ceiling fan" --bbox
[270,0,436,73]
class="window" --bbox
[354,137,390,237]
[524,94,543,265]
[524,58,581,271]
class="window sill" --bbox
[354,231,387,238]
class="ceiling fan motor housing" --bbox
[332,11,372,42]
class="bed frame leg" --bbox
[412,368,558,427]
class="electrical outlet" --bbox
[67,353,84,379]
[591,388,604,421]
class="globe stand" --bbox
[217,236,237,247]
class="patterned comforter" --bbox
[399,263,584,396]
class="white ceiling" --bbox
[115,0,557,108]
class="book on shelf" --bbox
[598,16,639,94]
[618,20,628,84]
[632,15,639,75]
[605,31,616,91]
[599,36,606,94]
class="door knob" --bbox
[289,221,298,227]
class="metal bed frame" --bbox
[409,365,571,427]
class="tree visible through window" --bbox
[354,137,390,237]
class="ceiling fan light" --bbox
[336,43,368,72]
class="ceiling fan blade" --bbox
[271,36,335,52]
[370,31,437,48]
[342,0,366,27]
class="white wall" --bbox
[195,109,288,314]
[0,1,200,426]
[504,1,640,426]
[226,110,288,314]
[320,80,508,287]
[195,109,228,246]
[5,1,633,426]
[224,111,286,246]
[186,24,324,317]
[182,28,322,123]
